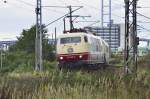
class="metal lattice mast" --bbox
[35,0,42,71]
[109,0,112,49]
[68,6,73,30]
[101,0,112,48]
[124,0,138,74]
[101,0,104,27]
[101,0,112,27]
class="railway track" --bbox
[58,64,124,73]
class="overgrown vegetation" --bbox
[0,69,149,99]
[0,51,56,73]
[0,54,149,99]
[9,25,55,61]
[0,25,149,99]
[0,25,55,73]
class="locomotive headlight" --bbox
[79,55,83,58]
[60,56,63,60]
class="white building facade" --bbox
[84,23,125,52]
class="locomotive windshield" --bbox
[60,37,81,44]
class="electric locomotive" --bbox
[56,31,110,69]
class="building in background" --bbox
[0,40,16,51]
[84,21,125,52]
[0,39,56,51]
[48,39,55,45]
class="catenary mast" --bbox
[35,0,43,71]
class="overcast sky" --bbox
[0,0,150,46]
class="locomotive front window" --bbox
[60,37,81,44]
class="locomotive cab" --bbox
[57,33,90,66]
[56,32,110,68]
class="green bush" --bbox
[0,51,34,73]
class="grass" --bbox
[0,54,149,99]
[0,68,149,99]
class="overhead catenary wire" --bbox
[14,0,35,7]
[58,0,150,34]
[137,21,150,23]
[3,0,34,12]
[14,0,66,15]
[3,0,150,33]
[136,12,150,20]
[112,12,150,24]
[71,0,99,10]
[72,0,124,12]
[13,0,83,15]
[13,0,123,25]
[85,21,100,27]
[51,0,97,28]
[72,0,148,23]
[110,13,150,33]
[45,6,83,28]
[69,0,94,21]
[137,25,150,32]
[42,6,67,8]
[70,0,123,28]
[42,5,83,8]
[71,0,125,20]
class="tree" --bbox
[10,25,55,61]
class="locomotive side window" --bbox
[60,37,70,44]
[60,37,81,44]
[71,37,81,43]
[84,36,88,43]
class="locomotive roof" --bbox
[58,32,86,37]
[58,32,109,46]
[58,32,98,38]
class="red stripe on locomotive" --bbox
[57,52,89,62]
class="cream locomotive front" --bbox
[56,32,110,69]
